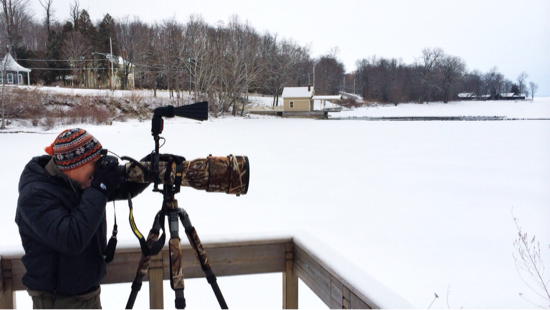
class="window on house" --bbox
[7,73,13,84]
[290,101,294,108]
[18,74,23,84]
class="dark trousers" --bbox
[28,286,101,309]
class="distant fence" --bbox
[1,236,413,309]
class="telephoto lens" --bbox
[123,155,249,196]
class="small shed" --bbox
[282,86,315,112]
[1,53,30,86]
[281,86,342,118]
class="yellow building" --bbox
[282,86,315,112]
[281,86,342,118]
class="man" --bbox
[15,128,150,309]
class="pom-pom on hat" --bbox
[44,128,103,171]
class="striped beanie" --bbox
[44,128,103,171]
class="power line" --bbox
[27,68,109,71]
[16,58,109,62]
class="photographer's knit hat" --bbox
[44,128,103,171]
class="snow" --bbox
[335,99,550,119]
[281,86,314,98]
[1,95,549,309]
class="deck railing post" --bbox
[282,242,298,309]
[0,258,16,309]
[149,252,164,309]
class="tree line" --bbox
[1,0,540,115]
[351,48,538,104]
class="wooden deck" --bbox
[1,236,408,309]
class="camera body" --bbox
[96,153,128,185]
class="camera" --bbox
[97,101,250,196]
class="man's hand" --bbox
[91,156,122,197]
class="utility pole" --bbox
[343,77,345,93]
[110,37,114,91]
[312,65,315,87]
[1,44,9,129]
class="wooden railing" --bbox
[1,236,410,309]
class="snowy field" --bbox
[1,95,549,309]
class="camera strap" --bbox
[127,193,166,257]
[174,161,183,193]
[104,202,118,263]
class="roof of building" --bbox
[1,53,31,73]
[500,93,515,97]
[282,86,314,98]
[312,95,342,100]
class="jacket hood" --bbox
[18,155,78,194]
[19,156,52,192]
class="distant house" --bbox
[1,53,31,86]
[494,93,525,100]
[457,92,525,101]
[65,54,135,89]
[457,93,476,100]
[281,86,342,118]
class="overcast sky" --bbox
[29,0,550,96]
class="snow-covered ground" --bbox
[334,99,549,119]
[1,94,549,309]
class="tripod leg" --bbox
[126,229,161,309]
[168,204,186,309]
[179,209,228,309]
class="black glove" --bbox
[91,155,122,197]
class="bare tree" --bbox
[0,50,8,129]
[69,0,79,29]
[517,71,529,97]
[439,55,466,103]
[61,31,90,87]
[529,82,538,100]
[415,47,444,103]
[483,67,505,98]
[115,16,147,90]
[461,69,483,97]
[259,34,302,106]
[0,0,31,59]
[141,24,162,96]
[354,56,376,100]
[314,48,345,95]
[38,0,53,33]
[219,16,262,116]
[158,19,184,98]
[181,15,219,103]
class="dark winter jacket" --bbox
[15,155,149,295]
